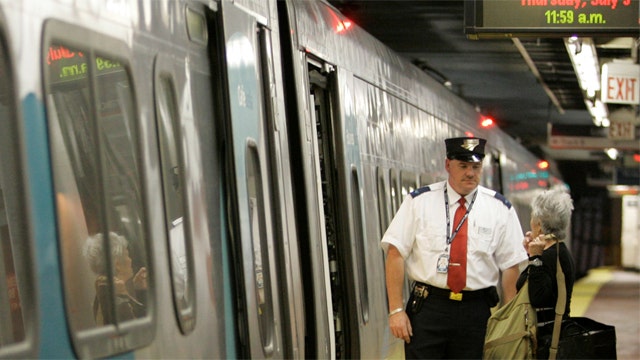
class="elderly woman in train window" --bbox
[517,189,576,354]
[83,232,147,325]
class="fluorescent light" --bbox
[565,37,609,126]
[565,37,601,95]
[584,99,609,126]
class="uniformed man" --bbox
[382,136,528,359]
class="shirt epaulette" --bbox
[494,192,512,209]
[410,186,431,198]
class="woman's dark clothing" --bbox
[516,241,575,322]
[516,241,575,359]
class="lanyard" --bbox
[444,186,477,245]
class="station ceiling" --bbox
[327,0,640,193]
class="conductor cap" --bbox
[445,137,486,163]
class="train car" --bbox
[1,0,304,358]
[0,0,564,359]
[277,1,566,358]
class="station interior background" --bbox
[328,0,640,275]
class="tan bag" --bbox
[483,280,537,359]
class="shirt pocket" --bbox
[416,221,448,254]
[469,219,495,254]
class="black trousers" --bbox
[405,292,491,359]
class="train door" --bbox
[305,61,368,359]
[213,3,286,358]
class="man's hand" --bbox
[389,310,412,343]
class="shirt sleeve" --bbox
[380,194,417,259]
[527,249,557,308]
[495,206,528,270]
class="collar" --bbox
[446,181,476,206]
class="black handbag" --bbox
[537,317,617,359]
[541,239,617,359]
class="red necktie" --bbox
[447,197,467,293]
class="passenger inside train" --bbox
[83,232,147,326]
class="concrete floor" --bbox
[579,268,640,360]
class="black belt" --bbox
[413,282,491,302]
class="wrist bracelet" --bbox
[388,307,404,317]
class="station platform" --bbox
[571,267,640,360]
[386,267,639,359]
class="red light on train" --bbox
[336,21,352,32]
[537,160,549,170]
[634,153,640,163]
[481,116,495,128]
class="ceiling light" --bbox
[565,37,610,126]
[565,37,601,96]
[605,148,619,160]
[584,99,609,127]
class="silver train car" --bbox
[0,0,565,358]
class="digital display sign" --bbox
[465,0,640,38]
[47,45,123,84]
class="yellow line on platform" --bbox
[570,267,614,317]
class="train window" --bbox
[43,28,152,358]
[186,7,208,45]
[0,30,35,358]
[485,152,504,193]
[419,173,433,187]
[390,170,400,212]
[376,167,391,235]
[154,73,195,334]
[401,171,417,198]
[375,167,391,315]
[350,167,369,324]
[246,141,274,356]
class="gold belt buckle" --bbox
[449,292,463,301]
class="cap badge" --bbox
[461,139,480,151]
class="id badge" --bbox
[436,253,449,273]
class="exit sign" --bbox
[608,120,636,140]
[601,62,640,105]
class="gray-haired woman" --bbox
[516,188,576,358]
[83,232,147,325]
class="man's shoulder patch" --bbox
[410,186,431,198]
[493,192,512,209]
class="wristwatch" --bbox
[528,257,543,267]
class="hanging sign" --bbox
[465,0,640,38]
[601,62,640,105]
